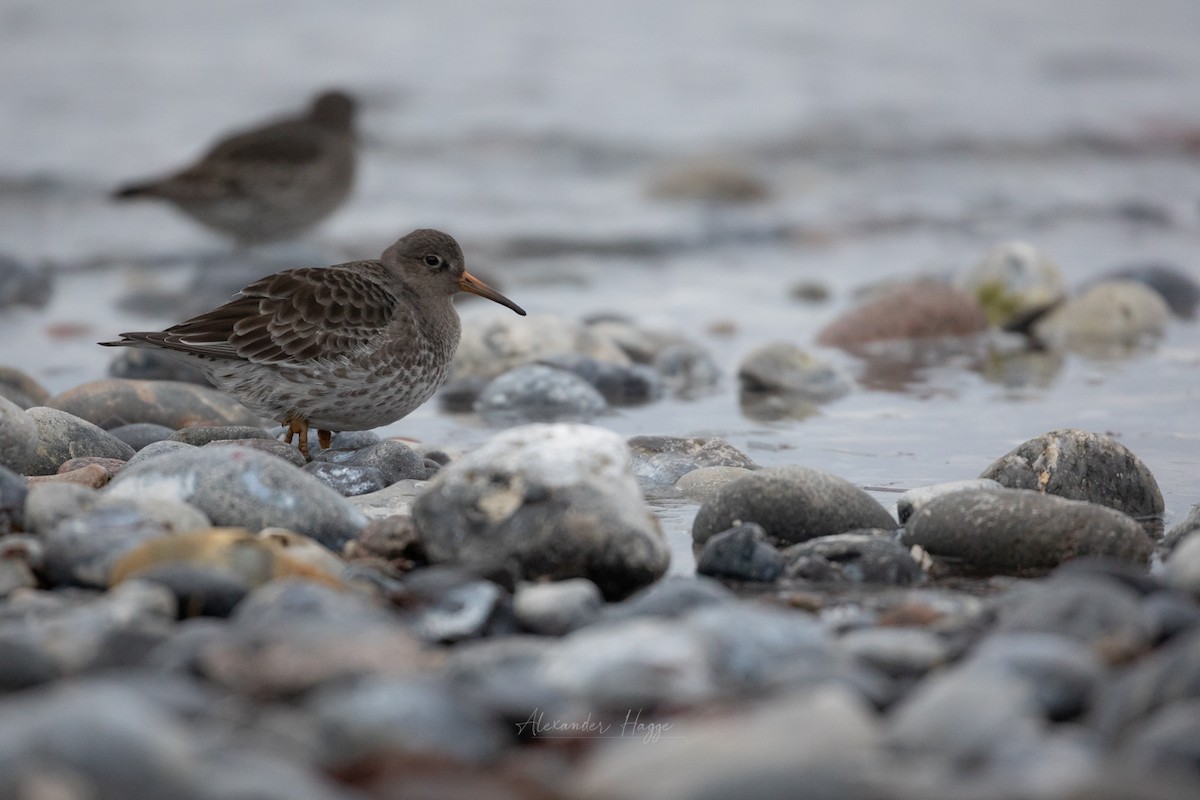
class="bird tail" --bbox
[112,181,159,200]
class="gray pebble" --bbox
[312,439,426,484]
[303,462,388,497]
[514,578,604,635]
[24,406,135,476]
[896,478,1006,524]
[108,422,175,451]
[474,364,608,425]
[0,465,26,534]
[674,465,756,502]
[696,522,785,583]
[0,395,38,473]
[170,425,271,445]
[627,434,757,486]
[783,531,922,585]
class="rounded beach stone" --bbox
[513,578,604,635]
[312,440,426,484]
[901,489,1153,574]
[24,407,135,476]
[0,366,50,408]
[692,465,896,547]
[979,428,1164,538]
[169,425,271,445]
[782,531,922,585]
[1031,280,1171,352]
[538,353,663,406]
[895,478,1006,524]
[695,522,784,583]
[1098,262,1200,318]
[303,462,388,497]
[108,422,175,451]
[674,465,756,502]
[413,423,669,600]
[1165,534,1200,600]
[474,364,608,425]
[0,395,38,473]
[816,280,988,349]
[0,465,27,533]
[737,342,852,402]
[451,312,629,382]
[104,445,367,550]
[47,378,263,430]
[959,240,1066,329]
[627,435,757,486]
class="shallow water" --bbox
[2,0,1199,573]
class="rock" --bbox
[602,575,735,622]
[816,280,989,349]
[22,482,97,535]
[47,378,262,429]
[1165,534,1200,599]
[979,429,1164,538]
[653,341,722,399]
[692,465,896,547]
[895,478,1006,524]
[0,536,39,597]
[108,422,175,450]
[695,523,785,583]
[0,252,52,308]
[1098,262,1200,318]
[737,342,853,403]
[203,438,306,467]
[0,366,49,408]
[0,395,37,473]
[627,435,757,486]
[27,462,112,488]
[474,364,608,425]
[24,407,135,475]
[959,241,1066,329]
[1116,698,1200,775]
[0,466,26,533]
[538,354,663,406]
[839,627,950,680]
[1032,280,1171,353]
[902,488,1153,575]
[1091,628,1200,738]
[124,439,196,469]
[513,579,604,635]
[1165,504,1200,550]
[345,479,425,521]
[413,424,669,600]
[674,465,756,502]
[782,531,923,585]
[967,632,1105,721]
[995,573,1155,662]
[585,317,687,364]
[451,313,629,382]
[303,462,388,497]
[104,445,367,551]
[169,425,271,445]
[311,440,427,484]
[105,346,214,385]
[408,577,510,644]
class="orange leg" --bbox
[283,416,311,459]
[318,429,332,451]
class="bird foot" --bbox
[318,429,332,450]
[283,417,311,460]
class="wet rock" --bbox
[896,478,1006,524]
[303,462,388,497]
[474,364,608,425]
[108,421,175,450]
[311,440,426,484]
[346,479,425,520]
[1032,280,1171,353]
[574,686,882,800]
[816,280,988,349]
[105,346,213,385]
[0,366,49,408]
[408,577,510,644]
[414,424,669,600]
[967,632,1105,721]
[42,496,209,587]
[124,439,196,468]
[695,522,785,583]
[1165,504,1200,550]
[539,353,663,406]
[0,466,25,534]
[979,428,1164,538]
[782,531,922,585]
[995,573,1154,662]
[902,488,1153,575]
[1091,628,1200,738]
[203,437,306,467]
[105,445,367,551]
[24,406,135,475]
[959,240,1066,329]
[627,435,757,486]
[307,677,510,765]
[452,312,629,382]
[602,575,735,622]
[839,627,950,680]
[0,395,37,473]
[692,465,896,547]
[1164,534,1200,600]
[737,342,853,405]
[1099,262,1200,318]
[47,378,262,429]
[513,578,604,635]
[169,425,271,445]
[0,252,52,308]
[653,341,722,399]
[674,465,756,502]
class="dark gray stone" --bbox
[0,367,49,409]
[692,465,896,546]
[653,341,722,399]
[602,575,735,622]
[0,465,25,534]
[414,424,668,600]
[312,439,426,484]
[170,425,271,445]
[738,342,852,403]
[105,445,367,550]
[108,422,175,451]
[896,478,1006,524]
[302,462,388,497]
[627,434,757,486]
[24,406,135,475]
[782,531,922,585]
[539,353,663,406]
[513,578,604,635]
[0,395,37,474]
[409,577,510,644]
[979,428,1164,538]
[839,627,950,680]
[901,488,1154,574]
[1092,628,1200,738]
[474,364,608,425]
[696,522,785,583]
[47,378,261,430]
[967,632,1105,721]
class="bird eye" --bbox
[424,255,443,268]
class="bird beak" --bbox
[459,271,526,316]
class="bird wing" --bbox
[121,263,398,366]
[200,121,327,166]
